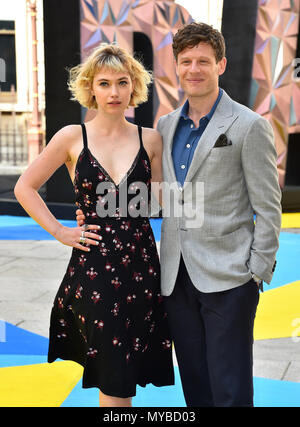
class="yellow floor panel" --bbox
[254,280,300,341]
[0,361,83,407]
[281,213,300,228]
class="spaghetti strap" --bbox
[81,123,88,149]
[138,125,143,148]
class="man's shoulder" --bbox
[157,107,182,125]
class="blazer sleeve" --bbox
[241,117,282,284]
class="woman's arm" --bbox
[14,125,100,251]
[143,128,163,207]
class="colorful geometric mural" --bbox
[250,0,300,188]
[80,0,193,126]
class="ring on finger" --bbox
[82,224,89,231]
[79,236,86,244]
[81,230,85,238]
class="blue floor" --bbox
[1,215,300,407]
[1,321,300,407]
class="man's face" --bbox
[176,42,226,99]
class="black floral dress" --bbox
[48,124,174,398]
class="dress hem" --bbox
[48,354,175,398]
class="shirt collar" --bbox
[180,88,223,123]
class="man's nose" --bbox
[190,60,200,72]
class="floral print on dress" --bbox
[48,124,174,398]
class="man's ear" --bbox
[218,57,227,76]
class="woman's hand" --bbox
[55,223,101,252]
[76,209,86,227]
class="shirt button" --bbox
[190,124,194,128]
[181,165,185,170]
[186,144,191,148]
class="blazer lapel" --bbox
[184,91,238,186]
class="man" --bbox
[76,22,282,407]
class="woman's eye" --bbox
[99,82,108,87]
[119,80,128,86]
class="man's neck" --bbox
[187,88,220,125]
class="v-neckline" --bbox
[87,146,142,188]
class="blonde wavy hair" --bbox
[68,43,153,109]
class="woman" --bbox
[14,43,174,407]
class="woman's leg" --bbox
[99,390,132,407]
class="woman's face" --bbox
[91,67,134,114]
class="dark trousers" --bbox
[165,256,259,407]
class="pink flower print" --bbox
[94,320,104,330]
[111,277,122,290]
[126,353,130,364]
[111,302,120,317]
[157,293,164,304]
[148,233,155,246]
[144,289,153,300]
[126,294,136,304]
[125,318,131,329]
[104,224,115,234]
[87,348,98,358]
[133,229,143,241]
[142,222,150,232]
[79,314,85,324]
[113,236,123,251]
[82,179,92,190]
[144,309,153,322]
[148,265,157,276]
[121,254,131,267]
[99,243,110,256]
[133,337,141,352]
[86,211,97,220]
[78,254,87,267]
[142,158,150,172]
[162,339,172,350]
[105,261,115,273]
[112,337,122,347]
[126,242,136,253]
[141,247,150,262]
[133,271,143,283]
[91,291,102,304]
[120,220,131,231]
[59,319,67,327]
[83,194,92,208]
[97,171,105,181]
[75,285,83,299]
[142,343,149,353]
[64,285,71,295]
[86,267,98,280]
[68,266,75,277]
[58,297,64,309]
[57,333,67,339]
[150,322,155,333]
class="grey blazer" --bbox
[156,90,282,296]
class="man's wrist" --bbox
[251,272,262,283]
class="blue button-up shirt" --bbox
[172,88,223,186]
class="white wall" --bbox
[0,0,44,113]
[175,0,224,30]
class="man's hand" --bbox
[76,209,86,227]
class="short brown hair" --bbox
[172,22,226,63]
[68,43,152,110]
